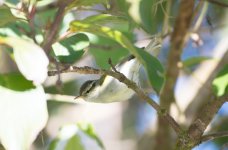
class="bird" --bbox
[75,38,161,103]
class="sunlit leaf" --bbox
[212,65,228,97]
[83,14,127,25]
[82,14,130,32]
[48,125,84,150]
[0,21,31,37]
[67,0,109,10]
[0,5,17,27]
[182,56,212,68]
[52,33,89,63]
[48,139,59,150]
[65,135,84,150]
[70,21,164,92]
[77,123,105,150]
[1,37,49,85]
[0,85,48,150]
[48,124,104,150]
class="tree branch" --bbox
[48,65,182,134]
[201,131,228,142]
[42,0,73,54]
[155,0,195,149]
[175,49,228,149]
[188,94,228,143]
[160,0,195,107]
[187,50,228,138]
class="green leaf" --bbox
[48,139,59,150]
[52,33,89,64]
[70,21,165,92]
[182,56,212,68]
[77,123,105,150]
[139,0,165,33]
[136,47,165,92]
[87,34,129,69]
[212,65,228,97]
[0,5,17,27]
[116,0,165,34]
[65,135,84,150]
[82,14,130,32]
[1,37,49,85]
[34,8,57,29]
[0,73,35,91]
[67,0,109,10]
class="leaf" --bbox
[0,85,48,150]
[34,8,58,29]
[139,0,165,33]
[87,34,129,69]
[0,73,35,91]
[67,0,109,10]
[70,21,165,92]
[48,125,84,150]
[135,47,165,92]
[1,37,49,85]
[116,0,165,34]
[0,5,17,27]
[65,135,84,150]
[182,56,212,68]
[52,33,89,64]
[48,139,60,150]
[77,123,105,150]
[83,14,127,25]
[82,14,130,32]
[212,65,228,97]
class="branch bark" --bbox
[188,94,228,140]
[155,0,195,149]
[176,94,228,149]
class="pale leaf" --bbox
[0,86,48,150]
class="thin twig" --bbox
[193,1,209,32]
[26,3,38,44]
[108,58,118,72]
[48,65,182,134]
[201,131,228,142]
[42,0,73,54]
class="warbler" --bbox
[76,38,161,103]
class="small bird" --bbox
[76,38,161,103]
